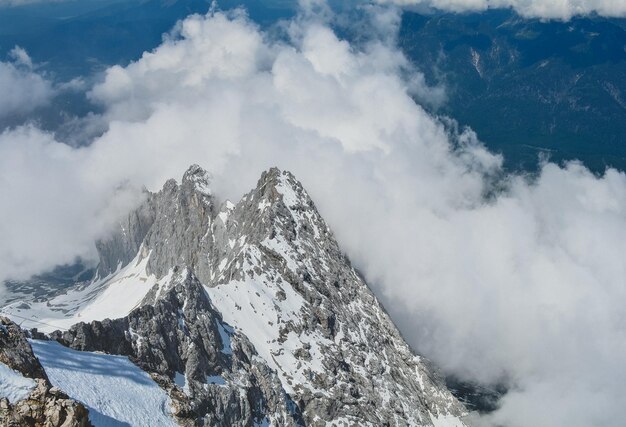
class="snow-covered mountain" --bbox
[1,165,468,426]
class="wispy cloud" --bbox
[0,47,54,118]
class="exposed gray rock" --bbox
[144,165,216,284]
[0,318,48,382]
[95,190,155,278]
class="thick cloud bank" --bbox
[381,0,626,19]
[0,47,53,118]
[1,6,626,426]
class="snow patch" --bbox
[174,371,190,395]
[206,375,226,385]
[470,48,483,78]
[258,199,271,211]
[0,361,36,403]
[30,340,177,427]
[174,372,186,387]
[215,319,234,355]
[275,173,301,208]
[430,413,466,427]
[261,237,299,273]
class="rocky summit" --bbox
[1,165,468,426]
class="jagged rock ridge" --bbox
[51,165,468,426]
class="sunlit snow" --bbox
[1,254,167,333]
[0,361,36,404]
[30,340,177,427]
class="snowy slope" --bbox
[0,361,36,404]
[1,254,167,333]
[199,168,468,425]
[430,413,468,427]
[30,340,177,427]
[205,255,329,397]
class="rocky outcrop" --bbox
[0,317,91,427]
[50,271,303,427]
[95,190,156,278]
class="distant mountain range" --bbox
[399,9,626,172]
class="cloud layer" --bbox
[0,47,54,118]
[1,6,626,426]
[380,0,626,19]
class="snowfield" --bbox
[0,361,37,403]
[30,340,177,427]
[1,254,166,333]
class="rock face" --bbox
[51,271,303,427]
[49,165,468,426]
[95,190,155,278]
[0,317,91,427]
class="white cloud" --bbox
[0,47,54,118]
[0,0,64,6]
[0,125,142,280]
[380,0,626,19]
[1,7,626,426]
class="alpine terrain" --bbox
[1,165,468,426]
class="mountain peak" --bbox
[181,164,212,196]
[49,165,469,426]
[252,167,314,211]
